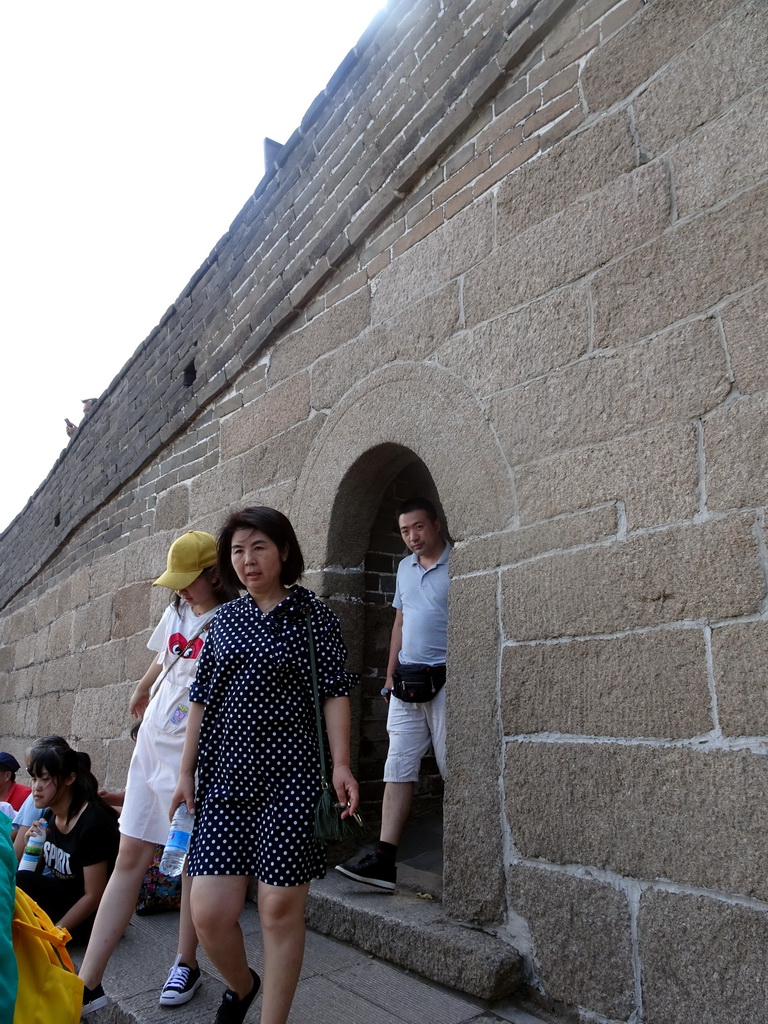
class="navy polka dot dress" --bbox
[186,586,357,885]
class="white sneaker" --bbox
[159,955,203,1006]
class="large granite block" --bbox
[89,550,128,599]
[312,283,460,409]
[704,392,768,512]
[443,574,505,923]
[220,373,311,460]
[188,459,245,520]
[515,422,698,530]
[269,289,371,384]
[671,84,768,219]
[72,681,132,742]
[450,506,617,576]
[112,583,151,641]
[465,162,669,326]
[73,595,114,650]
[501,627,711,738]
[501,515,762,640]
[495,110,635,239]
[582,0,738,111]
[634,0,768,155]
[508,865,634,1019]
[46,609,75,659]
[592,182,768,349]
[153,485,191,532]
[639,888,768,1024]
[371,196,494,319]
[505,741,768,898]
[437,283,589,395]
[721,280,768,396]
[711,620,768,737]
[491,319,726,466]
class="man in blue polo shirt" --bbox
[336,497,449,890]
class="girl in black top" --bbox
[17,736,119,943]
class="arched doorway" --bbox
[354,452,448,889]
[292,362,512,922]
[308,442,448,817]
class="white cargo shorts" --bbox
[382,686,446,782]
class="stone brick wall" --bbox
[2,0,767,1019]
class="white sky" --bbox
[0,0,386,533]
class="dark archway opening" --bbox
[327,444,447,892]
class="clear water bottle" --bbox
[159,803,194,876]
[18,820,48,873]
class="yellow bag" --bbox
[11,888,83,1024]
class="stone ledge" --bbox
[306,870,524,1001]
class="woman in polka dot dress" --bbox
[171,507,359,1024]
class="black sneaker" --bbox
[335,850,396,890]
[214,969,260,1024]
[159,955,202,1005]
[81,983,109,1017]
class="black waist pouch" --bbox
[392,663,446,703]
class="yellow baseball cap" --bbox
[153,531,217,590]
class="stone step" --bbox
[306,869,525,1001]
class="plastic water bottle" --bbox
[159,803,194,876]
[18,821,48,873]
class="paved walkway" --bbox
[72,902,556,1024]
[71,812,563,1023]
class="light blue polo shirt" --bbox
[393,543,450,666]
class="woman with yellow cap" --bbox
[79,532,240,1016]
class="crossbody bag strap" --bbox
[305,608,331,791]
[149,618,213,702]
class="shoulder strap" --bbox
[305,608,331,792]
[149,617,213,701]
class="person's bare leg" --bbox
[258,881,309,1024]
[191,875,253,996]
[79,835,156,989]
[176,869,198,966]
[379,781,414,846]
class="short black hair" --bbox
[217,507,305,591]
[396,497,439,522]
